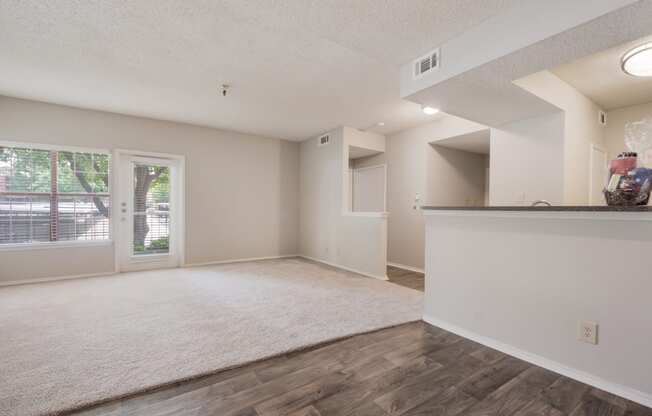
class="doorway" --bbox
[115,150,185,272]
[589,144,607,206]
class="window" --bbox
[0,144,110,245]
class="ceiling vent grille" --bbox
[413,48,440,79]
[317,134,331,146]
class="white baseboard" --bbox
[387,261,424,274]
[299,255,388,281]
[1,256,300,287]
[0,271,117,287]
[423,314,652,409]
[184,254,299,268]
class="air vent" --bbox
[413,48,440,79]
[317,135,331,146]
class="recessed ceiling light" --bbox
[422,106,439,115]
[621,42,652,77]
[377,122,385,127]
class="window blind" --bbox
[0,145,111,245]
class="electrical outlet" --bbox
[578,321,598,345]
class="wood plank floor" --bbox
[387,266,424,291]
[68,321,651,416]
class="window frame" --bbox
[0,140,113,250]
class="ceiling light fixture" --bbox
[422,106,439,115]
[378,122,385,127]
[621,42,652,77]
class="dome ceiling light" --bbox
[621,43,652,77]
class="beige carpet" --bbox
[0,258,422,416]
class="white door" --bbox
[116,153,184,272]
[589,145,608,206]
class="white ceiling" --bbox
[403,1,652,127]
[431,129,490,154]
[552,35,652,111]
[0,0,520,141]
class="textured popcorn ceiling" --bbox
[0,0,519,140]
[405,1,652,127]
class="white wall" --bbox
[0,96,299,284]
[352,165,385,212]
[426,145,487,208]
[490,112,565,206]
[515,71,606,205]
[299,127,388,279]
[423,211,652,406]
[385,116,487,271]
[605,101,652,163]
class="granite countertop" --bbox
[420,205,652,212]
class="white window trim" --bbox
[0,139,113,249]
[0,239,113,252]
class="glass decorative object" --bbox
[604,118,652,206]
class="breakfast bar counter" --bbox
[420,206,652,405]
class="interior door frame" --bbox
[588,143,607,206]
[112,149,185,273]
